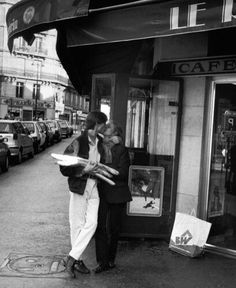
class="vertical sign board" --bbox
[224,110,236,133]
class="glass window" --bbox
[0,123,13,133]
[126,79,180,214]
[91,74,115,120]
[33,84,40,100]
[23,123,35,133]
[125,87,148,148]
[16,82,24,98]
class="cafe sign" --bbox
[155,56,236,77]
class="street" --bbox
[1,135,236,288]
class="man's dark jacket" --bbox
[60,131,105,194]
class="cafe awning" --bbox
[7,0,236,51]
[6,0,236,92]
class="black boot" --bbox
[74,260,90,274]
[64,255,76,278]
[93,263,109,274]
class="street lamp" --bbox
[32,60,42,120]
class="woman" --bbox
[94,122,132,273]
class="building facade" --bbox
[0,0,88,124]
[5,0,236,258]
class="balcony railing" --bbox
[13,45,48,56]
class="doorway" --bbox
[207,82,236,251]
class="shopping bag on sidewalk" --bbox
[169,212,212,258]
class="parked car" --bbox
[45,120,62,143]
[0,137,10,172]
[0,120,34,163]
[22,121,46,153]
[57,120,71,138]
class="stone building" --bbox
[0,0,88,123]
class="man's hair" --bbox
[85,111,107,130]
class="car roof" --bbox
[0,120,20,123]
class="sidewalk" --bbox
[0,238,236,288]
[0,137,236,288]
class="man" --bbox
[60,111,107,278]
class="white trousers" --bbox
[69,180,99,260]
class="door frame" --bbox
[199,75,236,258]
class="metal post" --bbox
[32,58,42,120]
[34,62,40,120]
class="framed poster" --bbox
[127,165,165,217]
[208,184,225,218]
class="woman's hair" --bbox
[105,121,123,138]
[85,111,108,130]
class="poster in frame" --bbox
[208,184,225,218]
[127,165,165,217]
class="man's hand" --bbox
[82,161,99,175]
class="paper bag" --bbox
[169,212,212,258]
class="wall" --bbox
[154,32,208,215]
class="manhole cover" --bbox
[0,253,67,278]
[9,255,65,275]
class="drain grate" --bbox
[0,253,67,278]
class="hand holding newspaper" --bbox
[51,153,119,186]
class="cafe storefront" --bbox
[6,0,236,257]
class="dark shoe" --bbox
[74,260,90,274]
[94,263,109,274]
[108,261,116,269]
[64,255,76,278]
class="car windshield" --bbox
[0,122,13,133]
[23,123,35,133]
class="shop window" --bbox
[126,78,181,215]
[33,84,40,100]
[125,87,148,148]
[91,74,115,120]
[16,82,24,98]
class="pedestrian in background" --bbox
[94,122,132,273]
[60,111,107,278]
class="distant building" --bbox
[0,0,89,124]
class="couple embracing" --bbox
[59,111,132,277]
